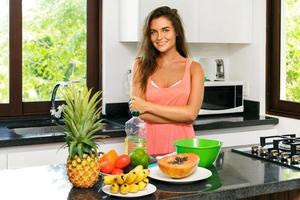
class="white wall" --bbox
[273,116,300,135]
[225,0,300,135]
[102,0,137,114]
[103,0,300,134]
[226,0,266,108]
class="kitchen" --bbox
[1,0,300,199]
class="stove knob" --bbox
[251,145,259,154]
[260,147,269,157]
[280,152,289,163]
[270,149,279,159]
[291,155,300,164]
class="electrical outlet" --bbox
[243,81,250,97]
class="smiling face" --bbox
[149,16,177,54]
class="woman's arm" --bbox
[130,60,205,123]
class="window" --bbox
[0,0,9,104]
[0,0,101,117]
[266,0,300,119]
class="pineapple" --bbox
[62,86,102,188]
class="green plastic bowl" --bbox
[174,138,223,168]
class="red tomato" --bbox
[100,160,114,174]
[114,154,130,169]
[111,168,124,175]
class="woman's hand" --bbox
[129,95,149,114]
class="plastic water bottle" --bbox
[124,111,146,155]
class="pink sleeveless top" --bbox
[145,58,195,155]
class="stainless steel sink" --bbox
[11,125,66,137]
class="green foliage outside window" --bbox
[286,0,300,102]
[0,0,86,103]
[0,0,9,103]
[23,0,86,101]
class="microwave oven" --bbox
[199,81,244,115]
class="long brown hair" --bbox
[136,6,190,94]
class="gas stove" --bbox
[232,134,300,170]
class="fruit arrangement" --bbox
[158,153,199,178]
[102,165,150,194]
[99,149,131,174]
[99,148,151,175]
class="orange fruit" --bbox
[99,149,119,166]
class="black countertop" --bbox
[0,114,278,148]
[1,148,300,200]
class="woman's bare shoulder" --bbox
[190,60,204,75]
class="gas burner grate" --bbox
[260,134,300,155]
[232,134,300,171]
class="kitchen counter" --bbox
[1,148,300,200]
[0,114,278,148]
[0,118,125,148]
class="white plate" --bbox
[100,172,111,176]
[102,183,156,198]
[149,166,212,183]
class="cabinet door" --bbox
[119,0,139,42]
[0,153,7,170]
[7,144,68,169]
[5,139,124,169]
[119,0,252,43]
[197,0,252,43]
[196,126,277,147]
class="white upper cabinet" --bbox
[196,0,253,43]
[119,0,252,43]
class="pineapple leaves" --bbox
[77,143,84,159]
[69,141,77,159]
[82,138,97,150]
[62,85,102,158]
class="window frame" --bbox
[266,0,300,119]
[0,0,102,118]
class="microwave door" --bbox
[199,85,243,115]
[203,86,235,109]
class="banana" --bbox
[144,168,150,177]
[128,182,140,193]
[132,165,143,173]
[125,171,137,184]
[134,169,150,183]
[105,166,150,195]
[110,183,120,194]
[125,165,143,184]
[144,169,150,177]
[120,184,129,195]
[102,175,116,185]
[143,177,149,185]
[116,174,126,185]
[137,180,147,191]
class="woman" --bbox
[129,6,204,155]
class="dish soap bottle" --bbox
[124,111,146,155]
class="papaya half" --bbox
[157,153,199,179]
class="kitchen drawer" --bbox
[196,125,278,147]
[7,143,68,169]
[0,153,7,170]
[3,137,125,169]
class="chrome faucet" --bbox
[50,80,81,124]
